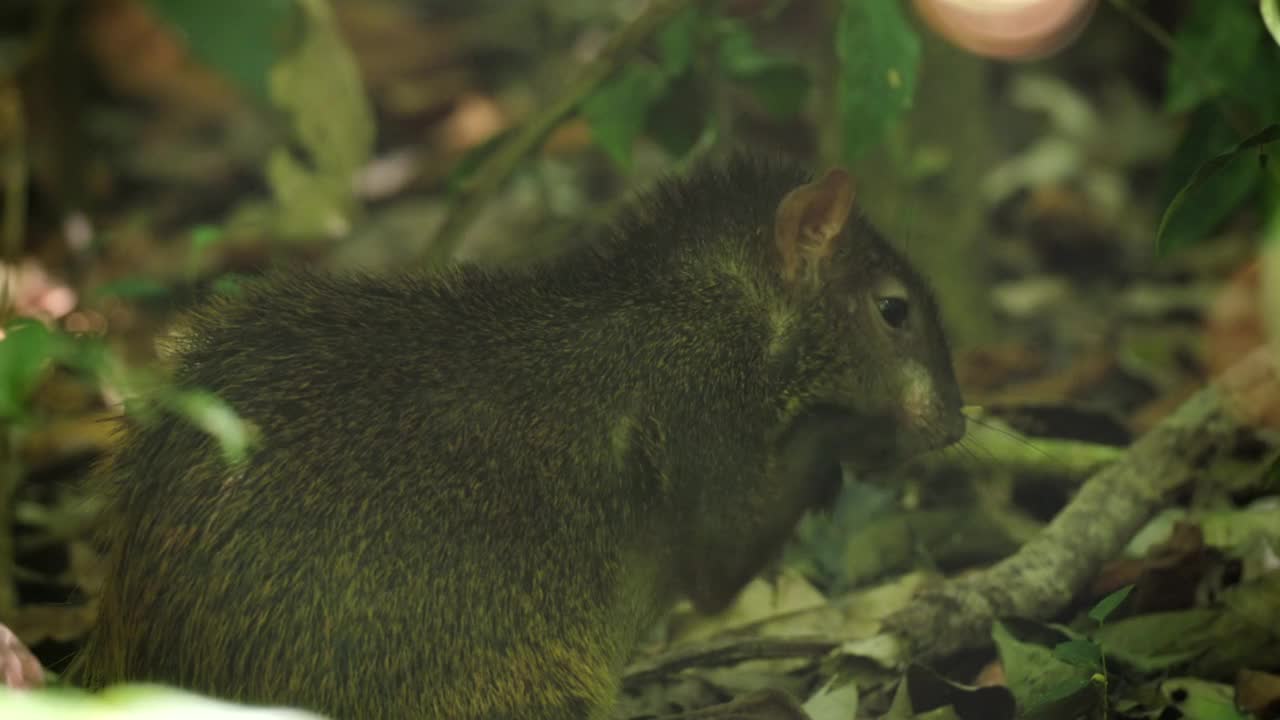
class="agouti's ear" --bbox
[774,168,856,285]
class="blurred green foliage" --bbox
[581,0,917,169]
[992,587,1131,719]
[1159,123,1279,252]
[144,0,298,103]
[575,0,1277,256]
[582,62,668,169]
[1265,0,1280,44]
[263,0,374,239]
[0,0,373,464]
[1156,0,1280,254]
[0,313,255,463]
[835,0,919,162]
[0,318,54,421]
[582,5,816,170]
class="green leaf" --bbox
[1158,122,1277,254]
[582,63,667,169]
[657,6,701,77]
[0,318,52,420]
[802,677,861,720]
[1088,584,1134,624]
[1052,639,1104,672]
[0,680,331,716]
[1033,675,1097,709]
[1159,108,1240,210]
[715,19,782,75]
[1265,0,1280,48]
[836,0,921,161]
[1164,0,1263,114]
[1090,609,1219,673]
[55,335,111,378]
[265,0,375,239]
[991,621,1099,720]
[190,224,224,251]
[91,277,172,301]
[1156,109,1260,252]
[144,0,298,103]
[1235,43,1280,120]
[167,390,257,464]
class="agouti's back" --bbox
[71,154,964,719]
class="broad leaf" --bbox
[658,6,702,77]
[582,63,667,169]
[836,0,920,161]
[1165,0,1263,114]
[1088,584,1134,624]
[1158,123,1277,254]
[145,0,298,102]
[0,318,52,420]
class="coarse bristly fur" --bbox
[69,150,964,720]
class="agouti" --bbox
[69,153,965,719]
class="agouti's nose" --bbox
[901,363,960,434]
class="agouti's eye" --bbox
[877,297,909,329]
